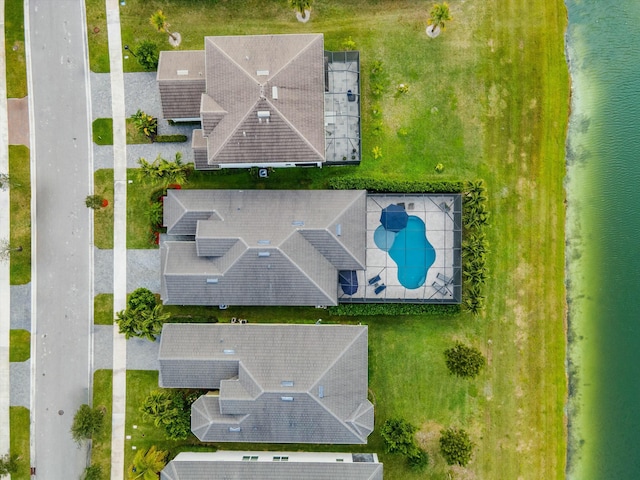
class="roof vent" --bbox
[223,349,235,355]
[281,381,294,387]
[258,251,271,257]
[257,240,271,245]
[257,111,270,118]
[272,86,279,100]
[281,396,294,402]
[206,278,219,284]
[229,427,241,432]
[319,385,324,398]
[257,70,269,76]
[336,224,342,236]
[291,220,304,227]
[177,69,189,76]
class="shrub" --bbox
[439,427,474,466]
[370,60,384,76]
[130,110,157,138]
[407,448,429,471]
[396,83,410,94]
[128,288,156,312]
[141,389,201,441]
[85,194,104,210]
[444,342,486,378]
[328,176,463,193]
[397,127,409,137]
[328,303,460,316]
[371,82,385,97]
[135,40,159,70]
[435,163,445,173]
[380,418,417,455]
[71,404,104,444]
[341,36,357,50]
[372,146,382,159]
[0,454,19,475]
[155,134,188,143]
[146,202,164,230]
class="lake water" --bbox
[565,0,640,478]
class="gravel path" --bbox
[93,325,160,372]
[94,248,161,294]
[10,361,30,407]
[10,284,31,331]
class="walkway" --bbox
[105,0,128,478]
[0,0,12,466]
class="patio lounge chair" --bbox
[374,284,387,295]
[437,272,453,284]
[368,274,381,285]
[432,282,448,296]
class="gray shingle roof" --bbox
[157,34,326,167]
[161,189,366,306]
[161,451,383,480]
[158,324,373,444]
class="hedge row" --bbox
[155,134,188,143]
[328,177,463,193]
[329,303,461,316]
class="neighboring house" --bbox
[158,323,374,444]
[161,189,366,307]
[161,451,383,480]
[157,33,361,169]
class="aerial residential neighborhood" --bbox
[0,1,575,480]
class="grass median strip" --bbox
[9,329,30,362]
[9,145,31,285]
[91,370,113,479]
[94,294,114,325]
[5,0,27,97]
[10,407,30,480]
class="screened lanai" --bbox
[324,50,361,165]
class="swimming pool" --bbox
[374,215,436,289]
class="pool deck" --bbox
[339,194,461,303]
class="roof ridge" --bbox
[207,98,260,160]
[265,97,325,159]
[267,34,322,82]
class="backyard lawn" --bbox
[87,0,569,478]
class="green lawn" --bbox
[85,0,109,72]
[95,294,114,325]
[10,407,30,480]
[9,145,31,284]
[91,370,113,479]
[5,0,27,97]
[94,169,114,249]
[88,0,569,478]
[92,118,153,145]
[9,329,30,362]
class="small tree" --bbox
[289,0,313,16]
[130,110,157,139]
[135,41,160,71]
[444,342,486,378]
[428,3,452,33]
[149,10,177,41]
[0,454,19,475]
[137,153,193,186]
[0,172,16,191]
[140,390,194,440]
[380,418,417,455]
[128,446,168,480]
[116,288,170,341]
[71,404,104,444]
[439,427,474,466]
[85,194,105,210]
[128,287,157,312]
[0,238,22,263]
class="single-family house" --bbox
[157,33,361,169]
[160,189,366,307]
[158,323,374,444]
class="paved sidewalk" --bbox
[0,0,13,462]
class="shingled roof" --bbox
[160,189,366,306]
[161,451,383,480]
[157,34,326,167]
[158,324,374,444]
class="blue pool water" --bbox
[374,216,436,289]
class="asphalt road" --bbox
[28,0,93,477]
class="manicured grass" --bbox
[85,0,109,72]
[5,0,27,97]
[9,145,31,284]
[92,118,113,145]
[10,407,30,480]
[91,370,113,479]
[9,329,30,362]
[95,294,114,325]
[94,169,114,249]
[89,0,569,478]
[92,118,153,145]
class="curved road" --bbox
[27,0,93,477]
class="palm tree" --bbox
[289,0,313,16]
[0,172,15,190]
[428,3,452,35]
[149,10,177,42]
[128,446,167,480]
[137,153,193,186]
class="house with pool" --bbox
[160,189,461,306]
